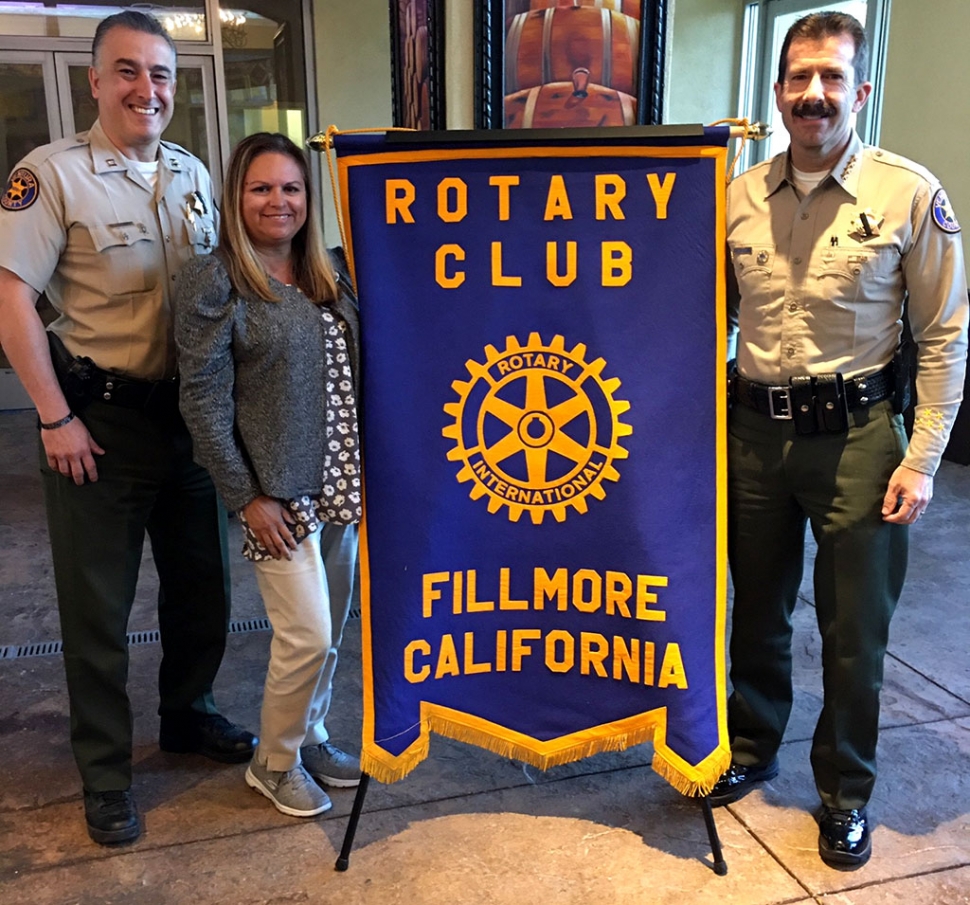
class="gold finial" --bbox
[726,121,771,140]
[306,132,330,152]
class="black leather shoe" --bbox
[159,713,257,764]
[818,806,871,868]
[83,789,140,845]
[707,757,779,806]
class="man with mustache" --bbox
[0,11,255,845]
[713,12,968,868]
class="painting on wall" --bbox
[390,0,446,130]
[475,0,668,130]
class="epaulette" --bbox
[19,133,90,170]
[159,138,198,159]
[863,146,936,187]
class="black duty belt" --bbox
[88,365,178,410]
[732,362,894,426]
[47,331,179,415]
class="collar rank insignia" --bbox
[839,155,857,181]
[931,188,961,233]
[1,167,40,211]
[849,208,884,242]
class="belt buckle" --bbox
[767,386,793,420]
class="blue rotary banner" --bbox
[334,127,730,794]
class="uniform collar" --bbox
[764,131,864,201]
[827,132,864,200]
[86,119,184,176]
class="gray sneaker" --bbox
[245,758,332,817]
[301,742,362,788]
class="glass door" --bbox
[759,0,870,162]
[55,52,221,190]
[0,51,58,406]
[739,0,889,167]
[0,52,58,191]
[0,49,221,407]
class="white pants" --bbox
[252,522,358,771]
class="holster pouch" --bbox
[814,373,849,434]
[789,376,817,435]
[892,341,915,414]
[46,331,96,413]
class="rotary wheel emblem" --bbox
[442,333,632,524]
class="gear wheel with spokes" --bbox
[442,333,632,524]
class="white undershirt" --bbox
[125,156,159,191]
[791,164,829,198]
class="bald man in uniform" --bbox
[0,11,255,845]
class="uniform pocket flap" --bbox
[731,243,775,275]
[183,214,216,249]
[87,222,154,252]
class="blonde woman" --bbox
[175,133,362,817]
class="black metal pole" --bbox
[698,796,728,875]
[335,772,371,871]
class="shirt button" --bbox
[786,347,795,358]
[789,302,798,312]
[793,256,802,265]
[800,212,809,220]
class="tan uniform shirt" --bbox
[0,119,218,380]
[727,132,969,475]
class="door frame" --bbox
[52,51,223,193]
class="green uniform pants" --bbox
[39,398,231,792]
[727,399,908,810]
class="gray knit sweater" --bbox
[174,251,360,512]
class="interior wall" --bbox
[312,0,393,245]
[310,0,969,261]
[665,0,744,127]
[879,0,970,261]
[445,0,475,128]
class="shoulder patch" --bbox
[1,167,39,211]
[932,188,961,233]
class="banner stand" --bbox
[313,123,757,882]
[333,772,728,876]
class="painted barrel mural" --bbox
[505,75,637,129]
[504,7,641,97]
[505,0,642,23]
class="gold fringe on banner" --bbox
[362,704,729,795]
[360,733,429,787]
[339,128,735,799]
[652,742,732,797]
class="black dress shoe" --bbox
[83,789,140,845]
[818,806,871,868]
[707,756,779,806]
[159,713,257,764]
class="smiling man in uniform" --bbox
[715,11,968,868]
[0,11,255,845]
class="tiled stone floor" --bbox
[1,410,968,904]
